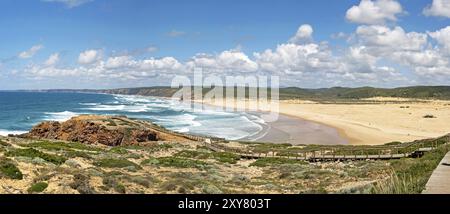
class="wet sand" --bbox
[200,98,450,145]
[241,113,349,145]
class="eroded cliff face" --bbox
[22,116,159,146]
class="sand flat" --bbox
[242,113,348,145]
[201,98,450,145]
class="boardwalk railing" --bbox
[202,135,450,162]
[118,116,450,162]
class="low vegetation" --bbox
[0,129,448,194]
[6,148,67,165]
[0,158,23,180]
[143,157,209,169]
[28,182,48,193]
[250,157,306,167]
[24,141,102,152]
[90,86,450,101]
[175,150,240,164]
[372,144,450,194]
[94,158,142,170]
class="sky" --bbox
[0,0,450,89]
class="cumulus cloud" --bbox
[254,43,338,75]
[167,30,186,38]
[355,25,428,53]
[289,24,314,44]
[18,45,44,59]
[352,25,450,78]
[147,46,158,53]
[187,50,259,73]
[27,53,184,82]
[19,23,450,87]
[42,0,93,8]
[78,49,102,64]
[346,0,403,24]
[423,0,450,18]
[428,26,450,51]
[44,53,60,66]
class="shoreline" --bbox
[196,98,450,145]
[2,91,448,146]
[243,112,348,145]
[198,101,349,145]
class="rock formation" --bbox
[22,115,159,146]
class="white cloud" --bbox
[423,0,450,18]
[139,57,183,72]
[356,25,428,53]
[254,43,338,75]
[42,0,93,8]
[27,54,184,82]
[78,49,102,64]
[353,25,450,79]
[346,0,403,24]
[20,23,450,87]
[289,24,313,44]
[44,53,60,66]
[167,30,186,38]
[105,56,134,69]
[428,26,450,51]
[187,50,258,73]
[18,45,44,59]
[146,46,158,53]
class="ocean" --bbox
[0,91,265,140]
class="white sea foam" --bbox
[44,111,79,122]
[247,114,266,124]
[174,127,190,133]
[105,94,266,140]
[79,103,99,106]
[0,129,27,136]
[85,104,127,111]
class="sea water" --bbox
[0,91,264,140]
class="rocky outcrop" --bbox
[22,116,159,146]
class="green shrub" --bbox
[109,147,129,154]
[175,150,240,164]
[106,119,117,126]
[94,158,142,170]
[64,150,92,159]
[250,157,306,167]
[70,173,95,194]
[0,140,10,147]
[28,182,48,193]
[175,150,211,159]
[212,152,240,164]
[385,141,402,146]
[6,148,67,165]
[0,159,23,180]
[102,177,126,193]
[423,114,436,118]
[151,157,209,169]
[25,141,102,152]
[372,145,450,194]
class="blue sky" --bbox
[0,0,449,89]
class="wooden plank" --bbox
[423,152,450,194]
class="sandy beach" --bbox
[200,98,450,145]
[241,113,348,145]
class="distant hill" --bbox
[99,86,450,100]
[278,86,450,100]
[23,86,450,101]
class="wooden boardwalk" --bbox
[203,139,443,162]
[423,151,450,194]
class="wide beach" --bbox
[201,98,450,145]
